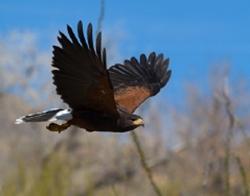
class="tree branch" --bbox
[130,131,163,196]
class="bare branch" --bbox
[96,0,105,34]
[235,156,249,196]
[130,131,163,196]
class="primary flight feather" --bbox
[16,21,172,133]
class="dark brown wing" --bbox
[52,21,118,117]
[108,52,171,113]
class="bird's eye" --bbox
[131,116,138,121]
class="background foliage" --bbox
[0,1,250,195]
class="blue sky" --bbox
[1,0,250,105]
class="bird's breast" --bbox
[70,110,119,132]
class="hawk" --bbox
[16,21,171,133]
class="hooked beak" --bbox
[133,118,144,127]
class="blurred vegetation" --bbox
[0,40,250,196]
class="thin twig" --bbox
[130,131,162,196]
[222,77,235,196]
[235,156,249,196]
[96,0,105,34]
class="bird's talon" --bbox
[46,123,69,133]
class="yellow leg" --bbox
[46,122,71,133]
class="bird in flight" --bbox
[16,21,171,133]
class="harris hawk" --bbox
[16,21,172,133]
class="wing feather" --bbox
[96,32,102,59]
[77,21,88,49]
[109,52,171,113]
[52,21,118,116]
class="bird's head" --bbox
[130,115,144,127]
[118,113,144,131]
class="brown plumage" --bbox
[15,21,171,133]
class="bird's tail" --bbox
[15,108,72,124]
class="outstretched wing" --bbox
[52,21,118,117]
[108,52,171,113]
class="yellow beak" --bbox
[133,118,144,126]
